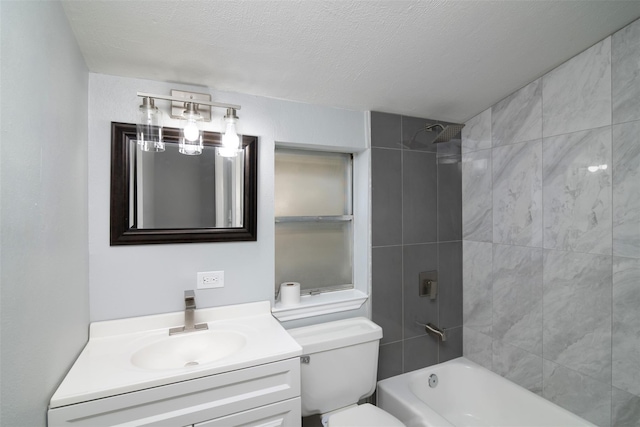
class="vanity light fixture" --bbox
[136,90,242,157]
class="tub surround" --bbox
[462,18,640,426]
[371,112,463,379]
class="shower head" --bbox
[424,123,465,144]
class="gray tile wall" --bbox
[371,111,463,380]
[462,18,640,427]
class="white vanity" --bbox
[48,301,302,426]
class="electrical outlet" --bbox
[197,271,224,289]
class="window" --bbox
[275,148,353,296]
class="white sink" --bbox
[49,301,303,408]
[130,330,246,370]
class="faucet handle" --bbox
[184,290,196,308]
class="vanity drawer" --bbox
[48,358,300,426]
[195,397,300,427]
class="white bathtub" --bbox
[377,357,595,427]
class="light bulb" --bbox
[222,122,240,149]
[183,119,200,142]
[219,109,240,157]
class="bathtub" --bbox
[377,357,595,427]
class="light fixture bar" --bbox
[136,92,241,111]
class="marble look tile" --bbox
[492,340,543,395]
[462,108,491,153]
[612,18,640,124]
[543,250,612,383]
[493,140,543,247]
[462,150,492,242]
[612,256,640,396]
[542,360,611,427]
[492,244,543,355]
[613,121,640,258]
[492,79,542,146]
[542,37,611,137]
[463,327,492,370]
[543,127,612,255]
[612,387,640,427]
[462,241,492,335]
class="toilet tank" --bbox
[288,317,383,417]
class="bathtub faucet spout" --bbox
[417,321,447,341]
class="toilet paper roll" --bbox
[279,282,301,306]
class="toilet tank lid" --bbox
[288,317,382,354]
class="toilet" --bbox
[288,317,405,427]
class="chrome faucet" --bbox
[169,290,209,335]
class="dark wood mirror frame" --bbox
[110,122,258,245]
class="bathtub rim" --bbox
[376,356,596,427]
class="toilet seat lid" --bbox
[328,403,404,427]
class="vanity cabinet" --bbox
[48,358,301,426]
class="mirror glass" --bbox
[110,122,257,245]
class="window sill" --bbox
[271,289,368,322]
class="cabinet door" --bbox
[196,398,300,427]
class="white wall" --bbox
[0,2,89,426]
[88,74,369,322]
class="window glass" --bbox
[275,148,353,295]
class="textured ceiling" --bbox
[62,1,640,123]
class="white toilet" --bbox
[288,317,405,427]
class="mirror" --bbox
[110,122,257,245]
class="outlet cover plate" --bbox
[197,271,224,289]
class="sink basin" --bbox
[131,330,246,370]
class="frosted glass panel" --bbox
[275,149,351,216]
[275,222,353,293]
